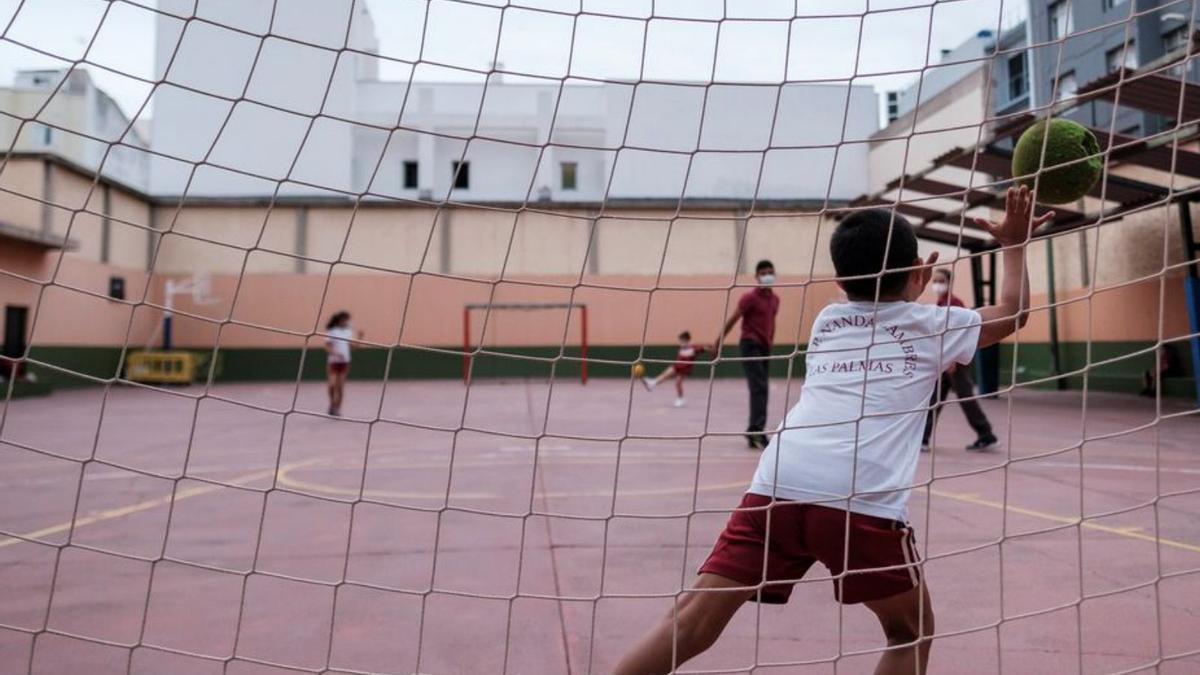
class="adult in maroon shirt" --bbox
[923,268,998,452]
[719,259,780,450]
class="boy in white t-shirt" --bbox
[615,187,1053,675]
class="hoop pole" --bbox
[462,307,471,385]
[580,306,588,385]
[163,280,175,351]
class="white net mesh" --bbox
[1,0,1200,673]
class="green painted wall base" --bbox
[5,378,52,399]
[26,346,127,389]
[20,341,1196,399]
[998,341,1197,399]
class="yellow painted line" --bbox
[275,464,747,501]
[368,455,752,469]
[0,459,322,550]
[276,466,495,500]
[24,454,1189,559]
[930,489,1200,554]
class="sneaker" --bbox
[966,435,998,452]
[920,442,931,453]
[642,377,656,391]
[745,434,760,450]
[674,397,685,407]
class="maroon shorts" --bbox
[699,493,921,605]
[672,362,694,376]
[328,362,349,375]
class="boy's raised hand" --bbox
[915,250,939,293]
[973,185,1055,246]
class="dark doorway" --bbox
[3,305,28,358]
[3,305,29,381]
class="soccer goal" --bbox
[462,302,589,384]
[2,0,1199,674]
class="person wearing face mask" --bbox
[923,269,998,452]
[718,259,781,449]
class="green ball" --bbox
[1011,118,1102,205]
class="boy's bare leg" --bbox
[613,573,753,675]
[674,372,685,398]
[653,367,675,386]
[864,583,935,675]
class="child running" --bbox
[614,187,1052,675]
[642,331,709,407]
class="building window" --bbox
[1054,71,1077,101]
[1007,53,1028,100]
[560,162,578,190]
[41,124,52,146]
[451,161,469,189]
[403,161,418,189]
[1164,26,1190,77]
[1105,41,1137,73]
[885,91,899,122]
[1101,0,1126,11]
[1048,1,1073,41]
[1164,26,1190,52]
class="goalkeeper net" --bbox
[1,0,1199,673]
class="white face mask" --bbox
[932,282,949,295]
[758,273,776,286]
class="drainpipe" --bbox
[1046,239,1066,390]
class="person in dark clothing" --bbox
[719,260,781,450]
[922,269,998,452]
[1139,344,1180,396]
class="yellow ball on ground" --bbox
[632,363,645,378]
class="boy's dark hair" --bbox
[933,268,951,280]
[755,259,774,274]
[830,209,919,299]
[326,311,350,330]
[679,331,691,341]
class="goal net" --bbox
[463,302,589,383]
[1,0,1199,673]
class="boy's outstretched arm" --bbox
[973,185,1054,348]
[716,306,742,349]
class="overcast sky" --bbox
[1,0,1027,122]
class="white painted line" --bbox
[1024,461,1200,476]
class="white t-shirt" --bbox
[749,301,982,521]
[327,325,353,363]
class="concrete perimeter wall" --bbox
[1,156,1195,396]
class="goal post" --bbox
[462,302,588,384]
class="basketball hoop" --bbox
[158,273,221,351]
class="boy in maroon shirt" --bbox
[718,259,781,449]
[642,331,710,407]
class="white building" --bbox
[150,0,878,202]
[891,29,1002,122]
[0,68,149,190]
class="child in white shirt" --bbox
[615,187,1053,675]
